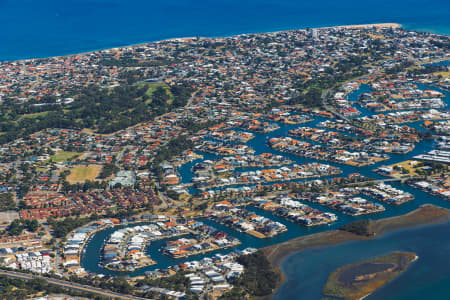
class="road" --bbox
[186,90,198,107]
[115,145,132,168]
[0,270,146,300]
[153,181,170,209]
[342,176,426,187]
[321,88,350,122]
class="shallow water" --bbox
[275,220,450,300]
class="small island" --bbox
[322,251,418,300]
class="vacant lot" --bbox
[66,165,102,184]
[0,211,20,225]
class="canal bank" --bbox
[81,81,450,278]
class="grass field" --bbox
[18,111,50,121]
[434,71,450,78]
[66,165,102,184]
[387,160,419,177]
[144,82,170,96]
[50,151,80,163]
[140,82,174,104]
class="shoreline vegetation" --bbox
[6,23,402,63]
[322,251,417,300]
[259,204,450,300]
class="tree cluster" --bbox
[98,164,119,179]
[6,219,38,236]
[154,136,194,166]
[0,276,107,299]
[232,251,280,297]
[339,219,375,236]
[0,193,15,211]
[0,82,194,144]
[47,216,92,238]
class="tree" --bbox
[7,220,24,235]
[0,193,15,211]
[28,219,39,232]
[340,219,375,236]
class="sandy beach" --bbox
[320,23,402,30]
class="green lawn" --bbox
[140,82,174,104]
[18,111,50,120]
[50,151,80,163]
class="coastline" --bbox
[260,204,450,300]
[0,22,402,63]
[316,22,401,30]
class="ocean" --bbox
[1,0,450,61]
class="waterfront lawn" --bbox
[434,71,450,78]
[387,160,419,177]
[66,165,103,183]
[387,160,450,178]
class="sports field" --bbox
[66,165,102,183]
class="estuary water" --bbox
[1,0,450,61]
[275,220,450,300]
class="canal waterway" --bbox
[81,81,450,284]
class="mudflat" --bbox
[322,251,417,300]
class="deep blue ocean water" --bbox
[1,0,450,61]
